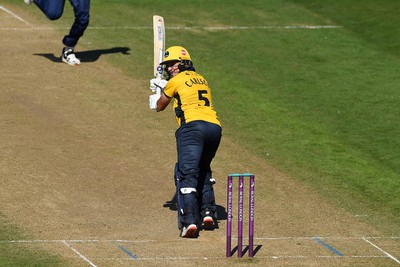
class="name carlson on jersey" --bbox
[185,77,209,87]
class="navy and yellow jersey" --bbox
[164,71,221,127]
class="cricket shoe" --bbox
[181,224,197,238]
[61,48,81,66]
[24,0,33,4]
[202,211,215,230]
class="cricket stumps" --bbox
[226,173,255,257]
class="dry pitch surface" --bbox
[1,3,399,267]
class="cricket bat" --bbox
[153,15,165,78]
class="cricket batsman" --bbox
[149,46,222,238]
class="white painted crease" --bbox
[62,240,98,267]
[0,25,343,31]
[362,237,400,264]
[2,237,400,262]
[1,239,157,243]
[0,5,32,27]
[1,4,342,31]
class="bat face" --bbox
[153,15,165,78]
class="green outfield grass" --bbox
[84,0,399,234]
[0,214,64,266]
[2,0,399,265]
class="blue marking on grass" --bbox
[113,241,138,260]
[313,237,344,256]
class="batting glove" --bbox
[149,93,161,110]
[150,78,168,94]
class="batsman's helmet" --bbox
[161,46,195,79]
[161,46,191,64]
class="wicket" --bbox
[226,173,255,257]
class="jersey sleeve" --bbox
[163,79,178,98]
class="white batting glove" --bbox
[150,78,168,94]
[149,93,161,110]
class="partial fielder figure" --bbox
[25,0,90,66]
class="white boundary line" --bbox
[0,5,32,27]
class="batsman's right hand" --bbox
[149,93,161,110]
[150,78,167,94]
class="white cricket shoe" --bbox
[201,210,216,230]
[202,215,215,228]
[61,48,81,66]
[24,0,33,5]
[180,224,197,238]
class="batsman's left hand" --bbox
[150,78,167,93]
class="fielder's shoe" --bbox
[24,0,33,5]
[181,224,197,238]
[202,211,215,229]
[61,48,81,66]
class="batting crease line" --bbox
[363,237,400,264]
[255,236,400,240]
[2,236,399,243]
[0,5,32,27]
[268,255,391,259]
[62,240,97,267]
[2,239,156,243]
[3,238,399,262]
[67,255,397,261]
[2,239,399,262]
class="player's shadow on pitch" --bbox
[33,47,131,63]
[163,193,227,221]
